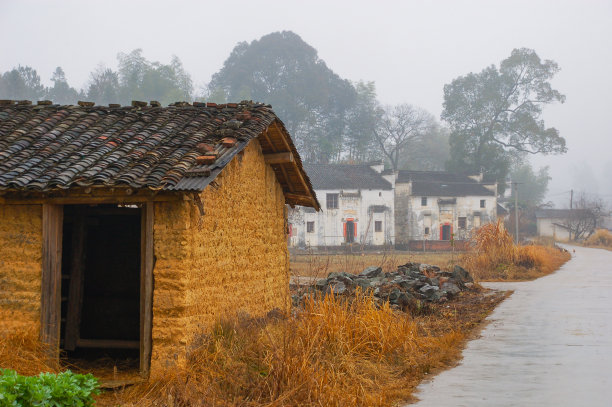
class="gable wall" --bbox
[151,138,289,370]
[0,204,43,332]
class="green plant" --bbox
[0,369,99,407]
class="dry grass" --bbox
[461,220,571,281]
[0,310,57,376]
[290,249,456,279]
[584,229,612,249]
[94,289,505,407]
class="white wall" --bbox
[537,218,571,241]
[288,188,395,247]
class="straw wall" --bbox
[152,138,289,369]
[0,204,43,332]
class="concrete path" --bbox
[410,245,612,407]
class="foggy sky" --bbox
[1,0,611,206]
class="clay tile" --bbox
[109,104,121,108]
[150,101,161,107]
[0,100,14,105]
[193,102,206,107]
[196,155,216,165]
[196,143,214,153]
[227,103,238,108]
[132,100,147,107]
[221,137,237,148]
[17,100,32,105]
[37,100,53,105]
[206,103,217,108]
[77,101,95,107]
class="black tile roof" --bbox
[303,164,392,190]
[398,170,495,197]
[0,102,317,208]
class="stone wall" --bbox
[0,204,42,331]
[151,138,289,370]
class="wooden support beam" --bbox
[259,129,278,153]
[41,204,63,363]
[0,193,184,205]
[64,210,87,351]
[76,338,140,349]
[140,202,154,378]
[264,152,294,165]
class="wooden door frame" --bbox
[40,202,154,376]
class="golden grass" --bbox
[584,229,612,249]
[461,220,571,281]
[290,250,456,279]
[0,311,57,376]
[95,289,504,407]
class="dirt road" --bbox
[410,245,612,406]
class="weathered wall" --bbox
[151,138,289,369]
[0,204,42,331]
[289,188,394,247]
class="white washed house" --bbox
[394,171,498,246]
[288,163,395,247]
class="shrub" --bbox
[0,369,99,406]
[584,229,612,248]
[462,220,570,281]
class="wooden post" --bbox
[140,202,154,377]
[64,210,86,351]
[41,204,63,363]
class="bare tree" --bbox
[373,104,435,171]
[560,193,607,241]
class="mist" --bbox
[1,0,611,206]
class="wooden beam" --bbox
[271,122,320,210]
[41,204,63,363]
[0,194,184,205]
[264,152,294,165]
[64,210,87,351]
[140,202,154,378]
[76,338,140,349]
[259,129,278,153]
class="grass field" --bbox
[290,250,457,279]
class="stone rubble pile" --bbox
[312,263,474,306]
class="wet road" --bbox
[410,245,612,407]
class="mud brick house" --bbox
[0,100,318,377]
[288,162,394,248]
[394,170,498,249]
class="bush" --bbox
[584,229,612,248]
[0,369,99,407]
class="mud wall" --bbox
[151,138,289,369]
[0,204,42,331]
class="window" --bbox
[307,221,315,233]
[375,221,382,232]
[458,217,467,229]
[421,197,427,206]
[327,193,339,209]
[424,227,430,235]
[480,199,486,208]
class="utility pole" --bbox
[570,189,573,209]
[511,182,523,245]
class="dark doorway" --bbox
[345,220,355,243]
[441,224,452,241]
[60,205,141,376]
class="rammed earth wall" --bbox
[0,204,43,331]
[151,138,289,370]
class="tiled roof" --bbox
[303,164,392,190]
[0,101,318,208]
[398,170,495,197]
[535,209,592,219]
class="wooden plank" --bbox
[41,204,63,363]
[64,210,86,351]
[140,202,154,378]
[270,122,320,210]
[76,338,140,349]
[0,194,184,205]
[264,152,294,165]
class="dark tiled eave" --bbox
[0,102,319,209]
